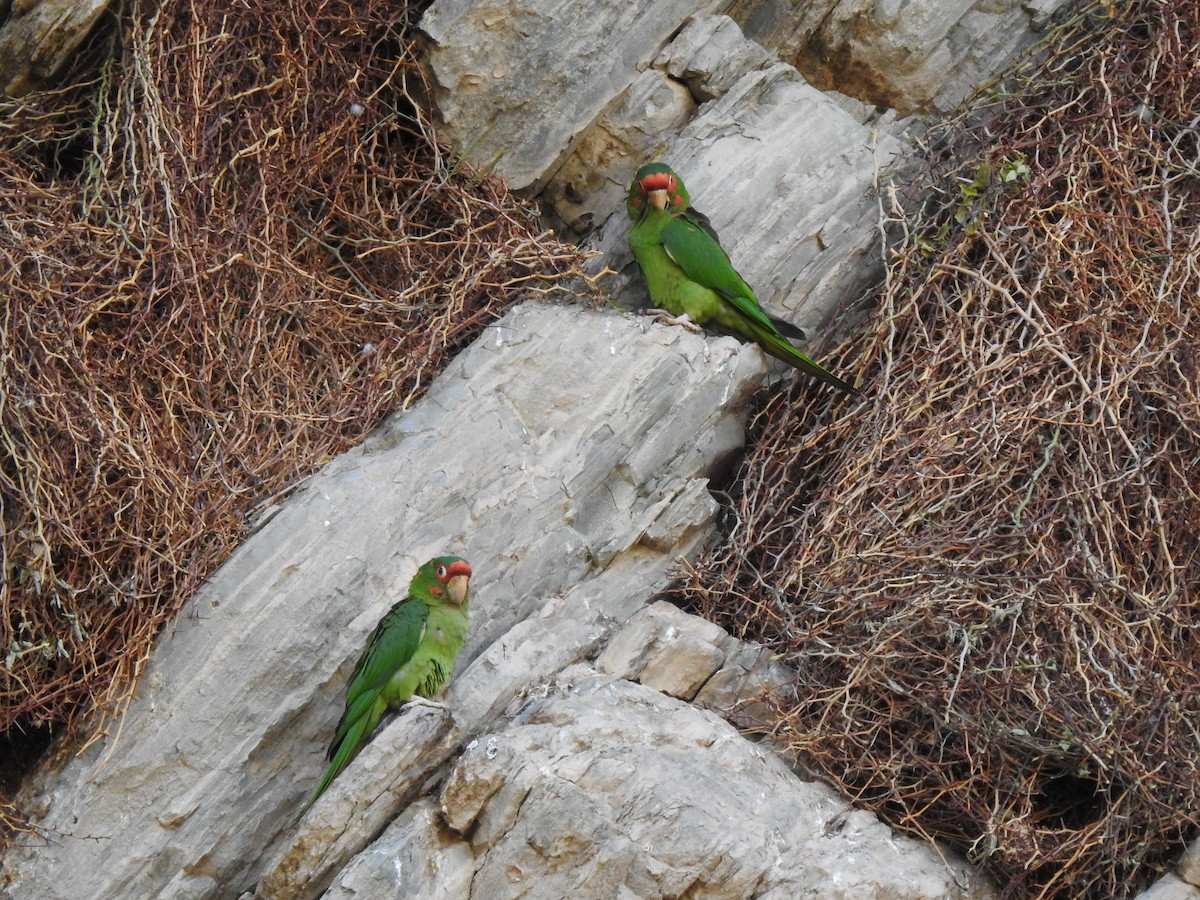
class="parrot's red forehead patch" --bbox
[639,171,676,193]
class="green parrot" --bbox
[308,555,473,806]
[626,161,856,393]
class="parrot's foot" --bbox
[646,309,704,334]
[405,696,449,712]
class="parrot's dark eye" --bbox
[436,565,447,579]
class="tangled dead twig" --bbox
[678,1,1200,897]
[0,0,597,830]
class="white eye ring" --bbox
[436,565,447,579]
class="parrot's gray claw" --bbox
[645,309,703,333]
[405,696,449,712]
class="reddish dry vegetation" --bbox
[0,0,592,830]
[680,2,1200,897]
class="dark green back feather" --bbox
[328,598,428,758]
[660,215,777,331]
[660,212,856,393]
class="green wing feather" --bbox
[332,601,428,754]
[660,216,764,320]
[680,205,722,245]
[660,215,856,393]
[310,708,375,808]
[307,599,429,806]
[307,555,470,808]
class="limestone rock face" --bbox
[0,0,110,95]
[2,0,1089,895]
[418,0,1072,342]
[433,670,989,900]
[585,18,908,335]
[1134,873,1200,900]
[734,0,1074,115]
[1181,836,1200,887]
[298,669,995,900]
[418,0,722,191]
[2,303,768,899]
[507,13,913,341]
[3,303,993,900]
[542,68,697,235]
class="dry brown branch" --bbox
[0,0,596,812]
[676,1,1200,897]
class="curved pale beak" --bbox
[446,574,470,607]
[648,189,669,210]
